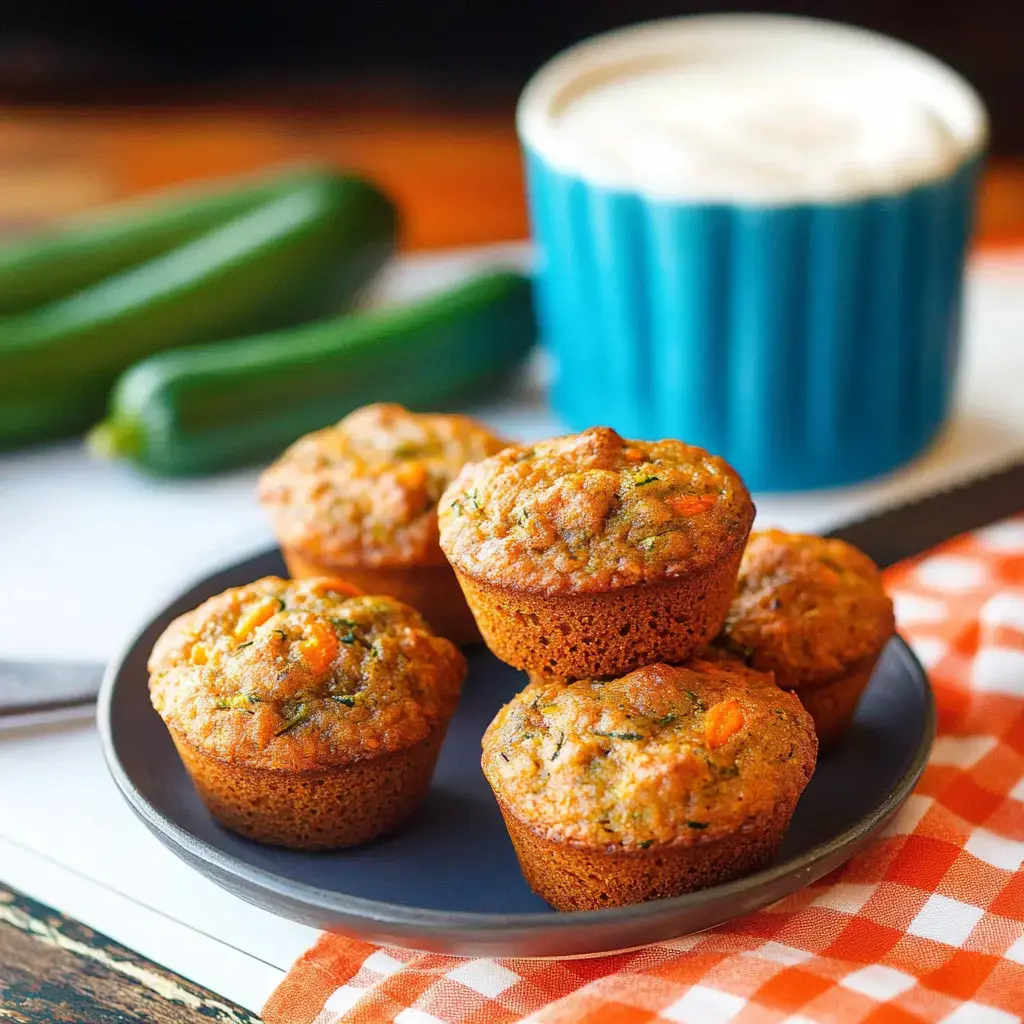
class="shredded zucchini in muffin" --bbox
[440,426,754,593]
[259,403,508,568]
[716,530,895,686]
[482,660,816,848]
[149,577,466,772]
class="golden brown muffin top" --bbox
[718,530,895,687]
[481,660,815,849]
[259,404,508,568]
[438,427,754,594]
[149,576,466,771]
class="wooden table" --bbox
[0,881,260,1023]
[0,105,1021,249]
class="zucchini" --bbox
[0,166,342,314]
[0,171,397,447]
[0,392,100,449]
[89,270,535,475]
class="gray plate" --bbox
[98,547,934,958]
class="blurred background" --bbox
[0,0,1020,249]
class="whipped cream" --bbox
[520,17,985,203]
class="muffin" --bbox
[148,576,467,849]
[713,530,895,745]
[482,659,816,910]
[259,403,509,645]
[438,426,754,679]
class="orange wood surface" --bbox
[0,106,1020,249]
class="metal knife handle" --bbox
[0,660,105,719]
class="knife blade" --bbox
[0,660,105,720]
[826,458,1024,568]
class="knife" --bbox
[825,458,1024,568]
[3,459,1022,721]
[0,659,105,722]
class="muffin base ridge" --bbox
[172,726,446,850]
[282,546,480,646]
[791,651,883,747]
[454,543,743,679]
[496,798,797,911]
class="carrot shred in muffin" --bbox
[259,403,510,644]
[149,576,465,773]
[716,530,895,688]
[482,659,816,909]
[438,426,754,678]
[260,403,509,570]
[439,426,753,594]
[149,576,468,849]
[710,529,896,744]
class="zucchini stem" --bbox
[87,418,142,460]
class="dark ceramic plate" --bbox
[99,547,933,958]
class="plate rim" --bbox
[98,545,935,940]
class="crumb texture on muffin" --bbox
[481,659,816,849]
[722,530,895,686]
[149,576,466,772]
[259,403,508,568]
[439,426,754,594]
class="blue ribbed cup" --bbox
[518,17,987,491]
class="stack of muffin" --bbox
[147,403,893,912]
[437,424,892,909]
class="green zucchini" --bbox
[0,171,397,447]
[0,392,101,449]
[0,166,343,314]
[89,270,535,475]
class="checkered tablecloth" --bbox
[264,517,1024,1024]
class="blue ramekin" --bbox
[517,15,987,491]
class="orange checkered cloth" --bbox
[264,517,1024,1024]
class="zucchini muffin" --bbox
[149,576,467,849]
[438,426,754,679]
[482,659,816,910]
[259,403,509,644]
[714,530,895,745]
